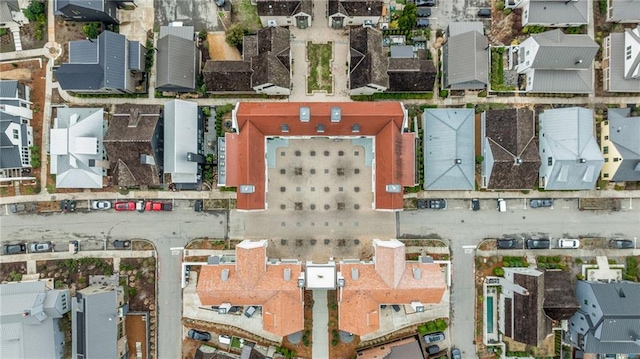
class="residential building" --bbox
[0,281,71,359]
[507,0,588,27]
[538,107,604,190]
[72,284,128,359]
[203,27,291,95]
[600,108,640,181]
[0,0,27,28]
[328,0,383,28]
[356,337,423,359]
[54,0,128,24]
[0,80,34,181]
[442,22,489,90]
[481,109,540,189]
[55,30,146,94]
[568,281,640,355]
[104,104,164,188]
[602,25,640,93]
[197,240,305,338]
[515,29,598,93]
[606,0,640,23]
[163,99,202,188]
[50,108,106,188]
[423,108,475,190]
[256,0,312,28]
[220,102,415,211]
[156,25,199,93]
[338,239,446,336]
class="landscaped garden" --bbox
[306,42,333,94]
[490,47,515,92]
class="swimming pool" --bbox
[487,297,494,334]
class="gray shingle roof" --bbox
[156,32,197,92]
[525,0,588,25]
[528,29,598,69]
[607,0,640,22]
[203,61,254,92]
[257,0,305,16]
[0,0,18,24]
[387,58,436,92]
[330,0,383,16]
[538,107,603,190]
[0,113,24,169]
[443,30,488,90]
[159,25,194,40]
[604,27,640,93]
[57,0,104,12]
[607,108,640,181]
[423,109,475,190]
[349,27,389,89]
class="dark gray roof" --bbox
[55,64,105,90]
[243,35,259,60]
[525,0,588,25]
[56,0,104,12]
[608,0,640,22]
[330,0,383,16]
[159,25,194,40]
[0,113,23,169]
[0,80,18,98]
[128,41,145,72]
[443,30,488,89]
[387,58,436,92]
[608,108,640,181]
[528,29,598,70]
[69,39,98,63]
[605,27,640,93]
[257,0,309,16]
[72,287,120,358]
[529,69,593,93]
[156,34,197,91]
[251,53,290,89]
[389,45,413,58]
[349,27,388,89]
[203,61,254,92]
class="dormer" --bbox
[624,26,640,79]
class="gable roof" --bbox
[423,109,475,190]
[163,100,198,184]
[443,27,488,89]
[538,107,604,190]
[203,61,254,92]
[0,79,18,98]
[508,268,550,346]
[156,26,197,92]
[483,109,540,189]
[447,21,484,37]
[329,0,383,16]
[349,27,389,89]
[607,108,640,181]
[0,112,26,170]
[606,0,640,22]
[543,270,580,321]
[72,286,122,359]
[257,0,311,16]
[605,26,640,93]
[387,58,437,92]
[528,29,598,69]
[56,0,104,12]
[525,0,588,25]
[338,240,446,336]
[529,68,594,93]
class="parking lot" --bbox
[419,0,491,31]
[154,0,220,30]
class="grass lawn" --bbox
[307,42,333,93]
[235,0,261,31]
[490,47,515,92]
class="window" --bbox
[12,129,18,139]
[613,157,619,162]
[604,135,609,140]
[547,157,553,166]
[603,146,609,154]
[627,46,632,60]
[584,300,588,305]
[605,158,609,162]
[604,173,609,178]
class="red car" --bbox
[144,201,172,211]
[114,201,137,211]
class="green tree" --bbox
[82,23,99,39]
[225,24,248,50]
[23,0,45,21]
[397,3,417,31]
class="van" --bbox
[497,198,506,212]
[477,8,491,17]
[244,306,258,318]
[558,239,580,249]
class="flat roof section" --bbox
[305,262,337,289]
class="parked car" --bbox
[609,239,634,249]
[417,7,431,17]
[114,202,137,211]
[29,242,52,253]
[497,238,517,249]
[471,198,480,211]
[70,240,79,254]
[530,198,553,208]
[194,199,203,212]
[391,304,401,312]
[416,18,430,27]
[60,200,76,212]
[451,348,462,359]
[426,345,440,355]
[558,239,580,249]
[415,0,435,6]
[527,238,550,249]
[91,200,112,210]
[113,240,131,249]
[244,306,258,318]
[423,332,445,343]
[497,198,506,212]
[187,329,211,341]
[9,203,36,214]
[3,243,26,255]
[144,201,172,211]
[477,8,491,17]
[214,0,225,7]
[418,199,447,210]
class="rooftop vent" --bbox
[140,154,156,165]
[316,124,325,133]
[515,157,522,166]
[352,124,360,133]
[338,278,345,287]
[239,184,255,194]
[208,255,221,264]
[351,268,359,280]
[284,268,291,281]
[412,267,421,280]
[578,158,586,163]
[455,158,462,164]
[221,269,229,281]
[300,106,310,122]
[297,278,305,288]
[618,287,626,298]
[386,184,401,193]
[331,107,341,122]
[281,124,289,132]
[419,256,434,263]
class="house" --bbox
[442,22,488,90]
[338,239,446,336]
[197,240,305,338]
[72,283,128,359]
[0,281,71,359]
[0,80,34,181]
[103,104,164,188]
[515,29,598,93]
[356,337,423,359]
[481,109,540,189]
[50,108,106,188]
[256,0,312,28]
[55,30,146,94]
[156,25,199,93]
[328,0,383,28]
[602,25,640,93]
[221,102,415,211]
[507,0,588,27]
[600,108,640,181]
[163,100,202,188]
[605,0,640,23]
[423,108,475,190]
[349,27,436,95]
[538,107,604,190]
[54,0,129,24]
[0,0,27,29]
[203,27,291,95]
[568,281,640,355]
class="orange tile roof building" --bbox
[196,240,304,337]
[337,239,446,336]
[220,102,416,211]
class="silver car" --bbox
[91,200,112,210]
[29,242,52,252]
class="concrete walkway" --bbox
[312,290,329,359]
[0,250,155,263]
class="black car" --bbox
[418,199,447,210]
[417,7,431,17]
[609,239,634,249]
[497,238,517,249]
[3,243,26,255]
[60,200,77,213]
[530,199,553,208]
[188,329,211,341]
[527,238,550,249]
[471,198,480,211]
[113,240,131,249]
[415,0,435,6]
[194,199,203,212]
[426,345,440,355]
[392,305,401,312]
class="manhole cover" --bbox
[281,239,287,245]
[324,187,330,192]
[324,239,330,244]
[354,151,359,156]
[324,204,330,210]
[354,187,360,192]
[354,204,360,209]
[295,150,301,156]
[281,204,286,210]
[324,151,330,156]
[311,239,317,245]
[280,187,286,192]
[354,239,360,245]
[338,150,344,156]
[354,168,360,174]
[310,168,316,174]
[280,169,286,174]
[310,151,316,156]
[310,204,316,210]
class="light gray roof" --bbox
[390,45,413,58]
[608,108,640,181]
[128,41,145,72]
[607,0,640,22]
[605,28,640,93]
[538,107,603,190]
[163,100,198,183]
[528,30,598,70]
[525,0,588,25]
[0,79,18,98]
[447,21,483,37]
[156,34,197,92]
[159,25,194,40]
[0,0,18,24]
[529,68,593,93]
[423,109,475,190]
[443,30,488,90]
[72,287,120,359]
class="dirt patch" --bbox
[0,261,28,282]
[0,185,16,197]
[54,17,98,64]
[126,314,150,359]
[119,257,156,311]
[36,258,114,292]
[186,239,228,250]
[181,318,281,350]
[488,8,522,45]
[207,32,241,60]
[132,240,155,251]
[0,31,15,53]
[0,68,31,80]
[182,338,202,359]
[19,21,48,50]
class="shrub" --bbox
[226,24,248,50]
[82,23,100,39]
[475,155,484,164]
[30,145,41,168]
[0,28,8,36]
[576,273,585,280]
[331,338,338,346]
[23,0,45,21]
[493,267,504,276]
[434,318,447,331]
[439,90,448,98]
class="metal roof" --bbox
[423,109,475,190]
[0,80,18,98]
[72,287,119,359]
[57,0,104,12]
[525,0,588,25]
[128,41,145,72]
[163,100,198,183]
[528,68,593,93]
[156,35,197,92]
[608,108,640,181]
[605,28,640,93]
[607,0,640,22]
[69,40,98,63]
[0,111,26,169]
[528,30,598,70]
[538,107,603,190]
[443,30,488,90]
[159,25,194,41]
[390,45,413,58]
[447,21,483,37]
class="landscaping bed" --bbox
[36,258,114,291]
[0,261,27,282]
[306,42,333,93]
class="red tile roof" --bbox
[223,102,414,210]
[196,240,304,337]
[338,240,446,336]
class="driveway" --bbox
[426,0,491,31]
[154,0,220,30]
[118,0,155,44]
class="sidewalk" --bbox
[0,250,155,264]
[409,189,640,200]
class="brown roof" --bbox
[357,337,421,359]
[104,104,162,187]
[543,270,580,321]
[350,27,389,89]
[256,0,309,17]
[196,240,304,337]
[251,53,290,89]
[338,240,446,336]
[484,109,540,189]
[330,0,383,16]
[225,102,413,211]
[387,58,437,92]
[202,61,254,92]
[257,27,290,57]
[243,35,259,60]
[510,270,551,346]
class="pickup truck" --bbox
[144,201,173,211]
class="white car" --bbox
[91,200,112,210]
[558,239,580,249]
